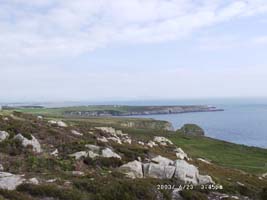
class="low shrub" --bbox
[84,157,123,168]
[17,183,84,200]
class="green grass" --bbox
[169,133,267,174]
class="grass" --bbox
[169,133,267,174]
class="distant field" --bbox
[4,104,221,118]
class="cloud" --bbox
[1,0,267,61]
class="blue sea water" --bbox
[125,99,267,148]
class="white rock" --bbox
[198,175,214,185]
[69,151,88,160]
[97,137,108,143]
[120,161,143,179]
[101,148,121,159]
[85,144,100,152]
[48,120,57,125]
[154,136,173,146]
[95,127,117,134]
[262,173,267,178]
[71,130,83,136]
[174,160,199,185]
[197,158,211,164]
[28,178,39,185]
[46,178,57,183]
[0,172,25,190]
[175,148,188,160]
[138,141,145,146]
[107,136,122,144]
[51,149,59,157]
[147,141,157,148]
[88,151,99,159]
[3,117,9,121]
[48,120,68,127]
[14,134,42,153]
[0,131,9,142]
[57,121,68,127]
[0,164,4,171]
[123,138,132,144]
[151,155,173,166]
[37,116,43,120]
[144,163,175,179]
[72,171,85,176]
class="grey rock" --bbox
[0,172,25,190]
[151,155,174,166]
[174,160,199,185]
[14,134,42,153]
[120,160,143,178]
[101,148,121,159]
[144,163,175,179]
[0,131,9,142]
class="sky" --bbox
[1,0,267,102]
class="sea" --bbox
[2,98,267,148]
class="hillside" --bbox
[3,105,223,117]
[0,110,266,200]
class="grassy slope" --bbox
[2,108,267,174]
[169,133,267,174]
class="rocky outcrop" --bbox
[0,172,25,190]
[120,157,214,185]
[0,130,9,142]
[180,124,205,136]
[174,160,199,185]
[144,163,175,179]
[102,148,121,159]
[48,120,68,127]
[154,136,173,146]
[70,146,121,160]
[175,148,189,160]
[14,134,42,153]
[119,161,143,178]
[151,155,174,166]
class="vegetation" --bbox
[0,108,267,199]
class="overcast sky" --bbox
[1,0,267,102]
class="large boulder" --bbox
[101,148,121,159]
[180,124,205,136]
[144,163,175,179]
[14,134,42,153]
[174,160,199,185]
[151,155,174,166]
[0,172,25,190]
[119,160,143,178]
[0,131,9,142]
